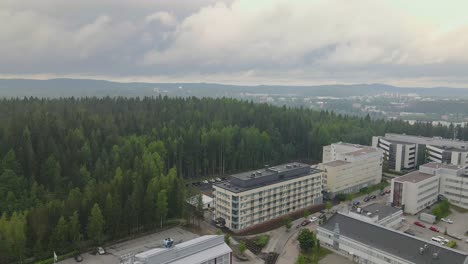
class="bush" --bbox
[432,200,450,220]
[224,234,231,246]
[239,241,247,255]
[447,241,457,248]
[254,234,269,248]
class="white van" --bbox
[431,237,443,243]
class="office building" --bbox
[213,162,322,232]
[373,133,468,172]
[320,143,383,198]
[372,136,417,172]
[390,162,468,213]
[347,203,403,228]
[390,164,440,214]
[317,213,468,264]
[133,235,232,264]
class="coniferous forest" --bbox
[0,96,467,263]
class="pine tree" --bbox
[87,204,105,246]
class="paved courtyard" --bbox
[59,227,199,264]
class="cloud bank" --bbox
[2,0,468,87]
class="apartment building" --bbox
[372,136,417,172]
[213,162,322,232]
[133,235,232,264]
[317,213,468,264]
[373,133,468,172]
[319,142,383,198]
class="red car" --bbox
[414,221,426,228]
[429,226,440,232]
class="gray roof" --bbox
[394,171,435,183]
[361,203,401,220]
[421,162,462,170]
[214,162,321,193]
[321,160,350,167]
[321,213,468,264]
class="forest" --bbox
[0,96,467,263]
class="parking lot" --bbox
[59,227,199,264]
[397,207,468,252]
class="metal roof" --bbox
[320,213,468,264]
[394,171,436,183]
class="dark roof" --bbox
[361,203,401,220]
[321,214,468,264]
[213,162,321,193]
[394,171,435,183]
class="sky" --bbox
[2,0,468,87]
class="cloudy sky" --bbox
[2,0,468,87]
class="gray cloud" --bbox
[1,0,468,87]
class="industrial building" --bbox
[319,142,383,198]
[213,162,323,231]
[347,203,403,228]
[133,235,232,264]
[317,213,468,264]
[372,133,468,172]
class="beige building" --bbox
[319,142,383,198]
[426,163,468,209]
[213,163,323,232]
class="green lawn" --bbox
[296,248,332,263]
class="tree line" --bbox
[0,96,466,263]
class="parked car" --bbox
[202,180,209,184]
[74,254,83,262]
[404,229,416,236]
[429,226,440,232]
[369,195,376,199]
[436,236,449,243]
[414,221,426,228]
[318,213,326,219]
[352,200,360,206]
[97,246,106,255]
[209,179,216,183]
[384,189,391,194]
[215,177,222,182]
[441,218,453,224]
[309,216,318,222]
[301,220,310,226]
[363,197,371,202]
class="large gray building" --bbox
[373,133,468,172]
[317,213,468,264]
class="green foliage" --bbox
[447,241,457,248]
[238,241,247,255]
[283,216,292,230]
[224,234,231,246]
[0,97,464,261]
[254,234,269,248]
[325,202,332,212]
[432,200,450,220]
[87,204,105,246]
[297,229,315,252]
[335,194,347,202]
[303,210,310,219]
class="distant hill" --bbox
[0,78,466,98]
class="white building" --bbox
[213,163,323,232]
[347,203,403,229]
[187,194,214,210]
[390,165,440,214]
[133,235,232,264]
[373,133,468,172]
[319,143,383,198]
[317,213,468,264]
[372,136,417,172]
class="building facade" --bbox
[426,163,468,209]
[320,143,383,197]
[133,235,232,264]
[390,166,440,214]
[317,213,468,264]
[372,136,417,172]
[373,133,468,172]
[213,163,322,232]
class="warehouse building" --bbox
[320,142,383,198]
[317,213,468,264]
[133,235,232,264]
[213,162,323,231]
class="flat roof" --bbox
[361,203,401,220]
[321,213,468,264]
[321,160,350,167]
[421,162,463,170]
[394,171,435,183]
[214,162,321,193]
[346,147,378,157]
